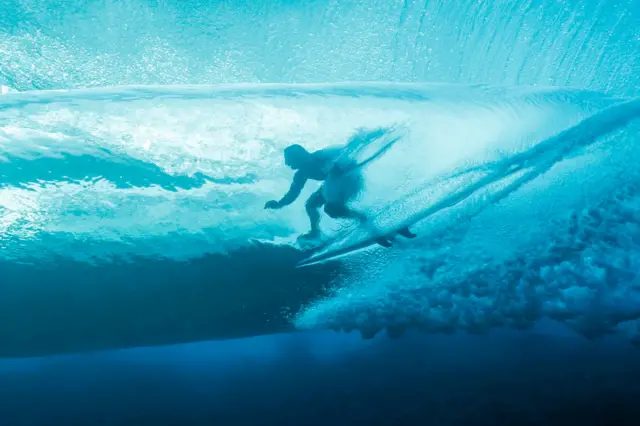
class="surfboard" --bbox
[295,223,406,267]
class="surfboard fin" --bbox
[397,226,417,239]
[374,226,416,247]
[375,237,393,247]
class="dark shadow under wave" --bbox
[0,242,342,358]
[1,329,639,426]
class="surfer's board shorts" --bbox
[322,157,364,204]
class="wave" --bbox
[0,82,637,357]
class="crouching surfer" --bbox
[263,134,416,247]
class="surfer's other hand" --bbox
[264,200,280,210]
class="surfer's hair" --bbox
[284,144,307,160]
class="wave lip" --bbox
[1,0,638,97]
[0,82,637,357]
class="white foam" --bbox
[0,85,16,95]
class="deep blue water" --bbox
[2,325,640,425]
[1,0,640,425]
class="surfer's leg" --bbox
[324,165,369,223]
[303,189,325,238]
[325,202,392,248]
[324,202,368,224]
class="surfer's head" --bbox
[284,144,309,170]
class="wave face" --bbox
[1,0,638,96]
[1,83,639,357]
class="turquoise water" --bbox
[1,0,640,357]
[1,0,640,424]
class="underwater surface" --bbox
[1,0,640,425]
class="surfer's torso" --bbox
[301,145,344,181]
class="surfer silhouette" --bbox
[264,140,417,247]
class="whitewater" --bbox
[1,81,639,357]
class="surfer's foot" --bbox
[375,237,393,248]
[397,226,417,239]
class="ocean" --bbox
[1,0,639,425]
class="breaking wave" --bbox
[1,82,639,356]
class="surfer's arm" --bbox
[265,172,307,209]
[279,171,307,206]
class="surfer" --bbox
[264,141,417,246]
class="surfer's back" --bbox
[304,145,344,180]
